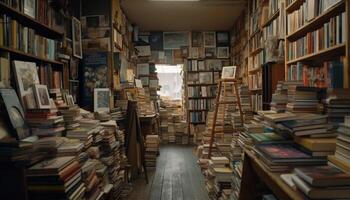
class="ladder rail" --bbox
[208,81,222,158]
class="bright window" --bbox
[156,64,183,100]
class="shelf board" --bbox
[188,96,216,99]
[249,88,262,92]
[190,122,206,124]
[0,2,64,39]
[286,0,345,41]
[261,9,280,28]
[286,0,304,13]
[0,46,64,65]
[187,70,221,73]
[188,109,208,112]
[187,83,217,86]
[249,47,264,56]
[248,67,262,73]
[286,44,346,65]
[249,29,261,40]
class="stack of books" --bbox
[58,105,82,131]
[328,116,350,172]
[253,143,327,172]
[286,86,320,113]
[159,107,169,143]
[26,108,65,137]
[0,137,40,163]
[324,89,350,125]
[238,85,253,122]
[270,81,288,112]
[27,156,85,200]
[289,166,350,199]
[238,122,265,148]
[144,135,160,168]
[175,121,188,145]
[206,157,232,199]
[56,138,84,157]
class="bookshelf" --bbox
[285,0,349,88]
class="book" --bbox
[295,137,336,152]
[250,132,286,143]
[28,156,76,175]
[292,174,350,199]
[280,173,297,190]
[294,165,350,187]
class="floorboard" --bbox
[127,144,209,200]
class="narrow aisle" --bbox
[128,145,209,200]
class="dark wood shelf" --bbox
[261,9,280,28]
[0,46,64,66]
[249,47,264,56]
[0,2,64,39]
[187,70,221,73]
[249,28,261,40]
[286,0,304,13]
[286,44,346,65]
[188,96,216,99]
[248,67,262,73]
[286,0,345,41]
[187,83,217,86]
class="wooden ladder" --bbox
[208,78,244,158]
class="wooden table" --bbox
[239,150,306,200]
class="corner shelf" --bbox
[0,2,64,39]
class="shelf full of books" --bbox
[285,0,349,88]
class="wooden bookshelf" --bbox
[187,83,217,86]
[188,96,216,99]
[0,46,64,66]
[285,0,304,13]
[286,0,346,41]
[0,2,64,39]
[249,47,264,56]
[261,9,280,28]
[286,44,346,65]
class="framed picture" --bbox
[33,84,51,109]
[135,79,143,88]
[191,31,203,47]
[72,17,82,58]
[163,32,189,50]
[221,66,237,79]
[94,88,110,113]
[204,32,216,48]
[217,47,230,58]
[216,32,230,46]
[150,32,163,50]
[13,61,40,108]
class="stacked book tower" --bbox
[270,81,288,112]
[205,157,232,199]
[144,135,160,168]
[159,107,169,143]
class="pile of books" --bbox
[328,116,350,172]
[286,86,320,113]
[270,81,288,112]
[324,89,350,125]
[287,166,350,199]
[26,108,65,137]
[175,121,188,145]
[238,85,253,122]
[159,107,169,143]
[205,157,232,199]
[27,156,85,200]
[144,135,160,168]
[59,105,81,131]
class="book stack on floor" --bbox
[230,156,243,200]
[26,156,85,200]
[328,116,350,172]
[324,89,350,125]
[175,121,188,145]
[159,108,169,143]
[238,85,253,122]
[59,105,82,131]
[110,107,125,122]
[26,108,65,137]
[238,122,265,149]
[286,166,350,200]
[286,86,320,113]
[167,113,183,144]
[94,112,112,122]
[144,135,160,168]
[270,81,288,113]
[205,157,232,199]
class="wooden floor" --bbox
[127,145,209,200]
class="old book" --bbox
[294,165,350,187]
[28,156,75,175]
[295,137,336,152]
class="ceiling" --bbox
[120,0,247,31]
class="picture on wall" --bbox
[191,31,203,47]
[33,84,51,109]
[163,32,189,50]
[150,32,163,50]
[72,17,82,58]
[94,88,110,113]
[217,47,230,58]
[216,31,230,46]
[204,32,216,48]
